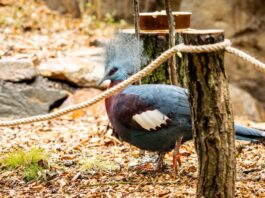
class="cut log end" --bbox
[139,11,192,16]
[182,29,224,45]
[182,29,224,34]
[120,28,192,35]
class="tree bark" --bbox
[140,30,182,84]
[182,30,236,198]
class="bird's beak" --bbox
[96,73,108,86]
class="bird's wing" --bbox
[113,85,190,132]
[132,109,170,131]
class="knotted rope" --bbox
[0,39,265,127]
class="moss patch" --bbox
[82,157,120,172]
[0,148,49,181]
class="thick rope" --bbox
[0,39,264,127]
[225,46,265,73]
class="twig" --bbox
[71,138,90,150]
[83,180,181,187]
[242,168,262,174]
[165,0,178,85]
[106,134,122,145]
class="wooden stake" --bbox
[133,0,141,84]
[133,0,140,40]
[182,29,236,198]
[165,0,178,85]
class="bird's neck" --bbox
[108,80,124,88]
[105,80,124,114]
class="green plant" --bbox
[24,163,44,181]
[0,148,49,181]
[104,12,116,24]
[82,157,120,172]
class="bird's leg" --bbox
[154,152,165,171]
[107,123,122,141]
[172,136,183,172]
[105,122,113,135]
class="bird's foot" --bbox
[172,152,190,173]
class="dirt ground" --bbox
[0,107,264,197]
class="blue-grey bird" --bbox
[98,34,265,171]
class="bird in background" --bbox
[98,34,265,172]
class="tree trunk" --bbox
[182,30,236,198]
[140,30,182,84]
[120,29,185,85]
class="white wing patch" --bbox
[132,109,169,131]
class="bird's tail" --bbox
[235,124,265,141]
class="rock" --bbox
[39,48,104,87]
[0,84,46,118]
[0,59,37,82]
[21,87,68,110]
[31,76,76,93]
[3,76,75,95]
[0,79,68,118]
[43,0,81,17]
[249,123,265,131]
[180,0,265,105]
[229,84,265,121]
[60,88,106,117]
[63,160,75,167]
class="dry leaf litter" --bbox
[0,0,264,197]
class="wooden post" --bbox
[165,0,178,85]
[182,29,236,198]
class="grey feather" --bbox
[105,33,148,75]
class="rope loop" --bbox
[0,39,264,127]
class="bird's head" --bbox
[97,33,147,86]
[97,65,129,85]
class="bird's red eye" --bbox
[109,67,118,75]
